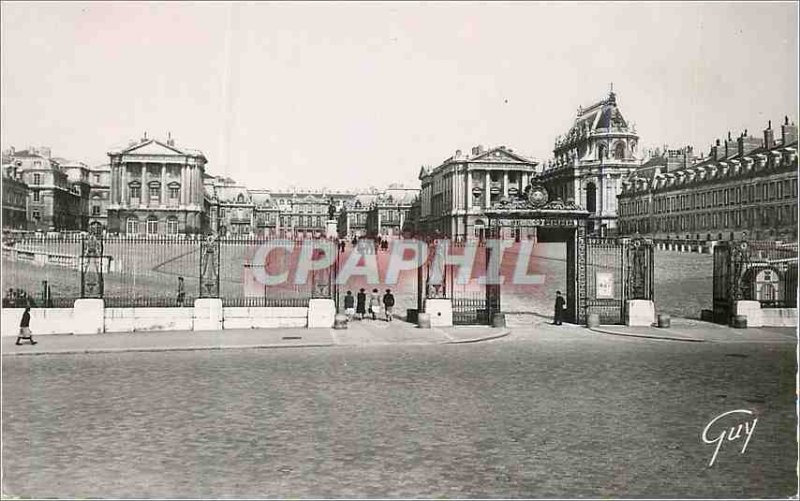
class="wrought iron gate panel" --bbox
[452,291,490,325]
[585,237,624,324]
[199,235,221,298]
[80,234,105,298]
[625,238,655,300]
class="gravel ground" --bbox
[2,329,795,498]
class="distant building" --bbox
[365,184,419,238]
[107,134,208,235]
[3,146,85,231]
[417,145,539,240]
[338,193,375,238]
[618,117,798,242]
[87,164,111,233]
[1,161,29,230]
[538,91,642,235]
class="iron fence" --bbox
[452,291,490,325]
[1,234,337,308]
[713,240,798,321]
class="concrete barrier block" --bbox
[734,300,763,328]
[73,299,105,335]
[307,299,336,328]
[194,298,223,331]
[424,299,453,327]
[625,300,655,327]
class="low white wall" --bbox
[105,307,194,333]
[760,308,798,327]
[425,299,453,327]
[1,307,74,336]
[223,307,308,329]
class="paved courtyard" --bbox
[2,326,795,498]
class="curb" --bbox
[588,326,705,343]
[1,342,336,357]
[444,328,511,344]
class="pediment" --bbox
[123,140,185,156]
[472,147,533,164]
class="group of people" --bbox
[342,288,395,322]
[3,288,33,308]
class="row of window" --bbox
[126,217,180,235]
[622,178,798,216]
[624,204,798,233]
[129,185,181,201]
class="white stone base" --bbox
[308,299,336,328]
[424,299,453,327]
[105,307,194,333]
[193,298,223,331]
[73,299,105,335]
[223,307,308,329]
[1,307,74,336]
[734,300,763,328]
[326,220,338,239]
[760,308,798,327]
[625,300,655,327]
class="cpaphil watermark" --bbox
[242,238,547,292]
[701,409,758,467]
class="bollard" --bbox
[418,312,432,329]
[657,313,671,328]
[333,313,348,330]
[491,312,506,328]
[730,315,748,329]
[587,313,600,328]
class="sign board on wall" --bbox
[596,272,614,298]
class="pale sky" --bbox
[2,1,797,190]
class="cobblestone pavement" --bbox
[2,329,795,498]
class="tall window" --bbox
[167,218,178,235]
[149,184,160,203]
[33,191,40,202]
[169,185,180,199]
[92,205,100,215]
[33,173,41,185]
[33,211,40,221]
[130,183,141,199]
[147,216,158,235]
[127,218,138,234]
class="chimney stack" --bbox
[781,116,797,145]
[763,120,775,149]
[710,139,720,160]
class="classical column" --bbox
[161,163,167,206]
[141,162,148,207]
[122,163,129,207]
[484,171,491,209]
[503,171,509,198]
[466,168,473,210]
[377,209,382,235]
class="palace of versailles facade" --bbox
[1,135,419,239]
[2,92,797,243]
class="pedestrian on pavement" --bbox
[382,289,395,322]
[369,288,381,320]
[553,290,565,326]
[356,288,367,320]
[16,306,37,345]
[176,276,186,306]
[344,290,355,321]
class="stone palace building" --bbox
[537,90,641,236]
[617,117,798,243]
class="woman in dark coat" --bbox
[16,307,37,345]
[356,288,367,320]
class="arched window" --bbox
[614,142,625,160]
[586,183,597,213]
[237,193,245,203]
[126,217,139,235]
[167,217,179,235]
[146,215,159,235]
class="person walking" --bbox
[356,288,367,320]
[344,290,355,321]
[553,290,565,326]
[382,289,395,322]
[368,288,381,320]
[176,276,186,306]
[16,307,37,345]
